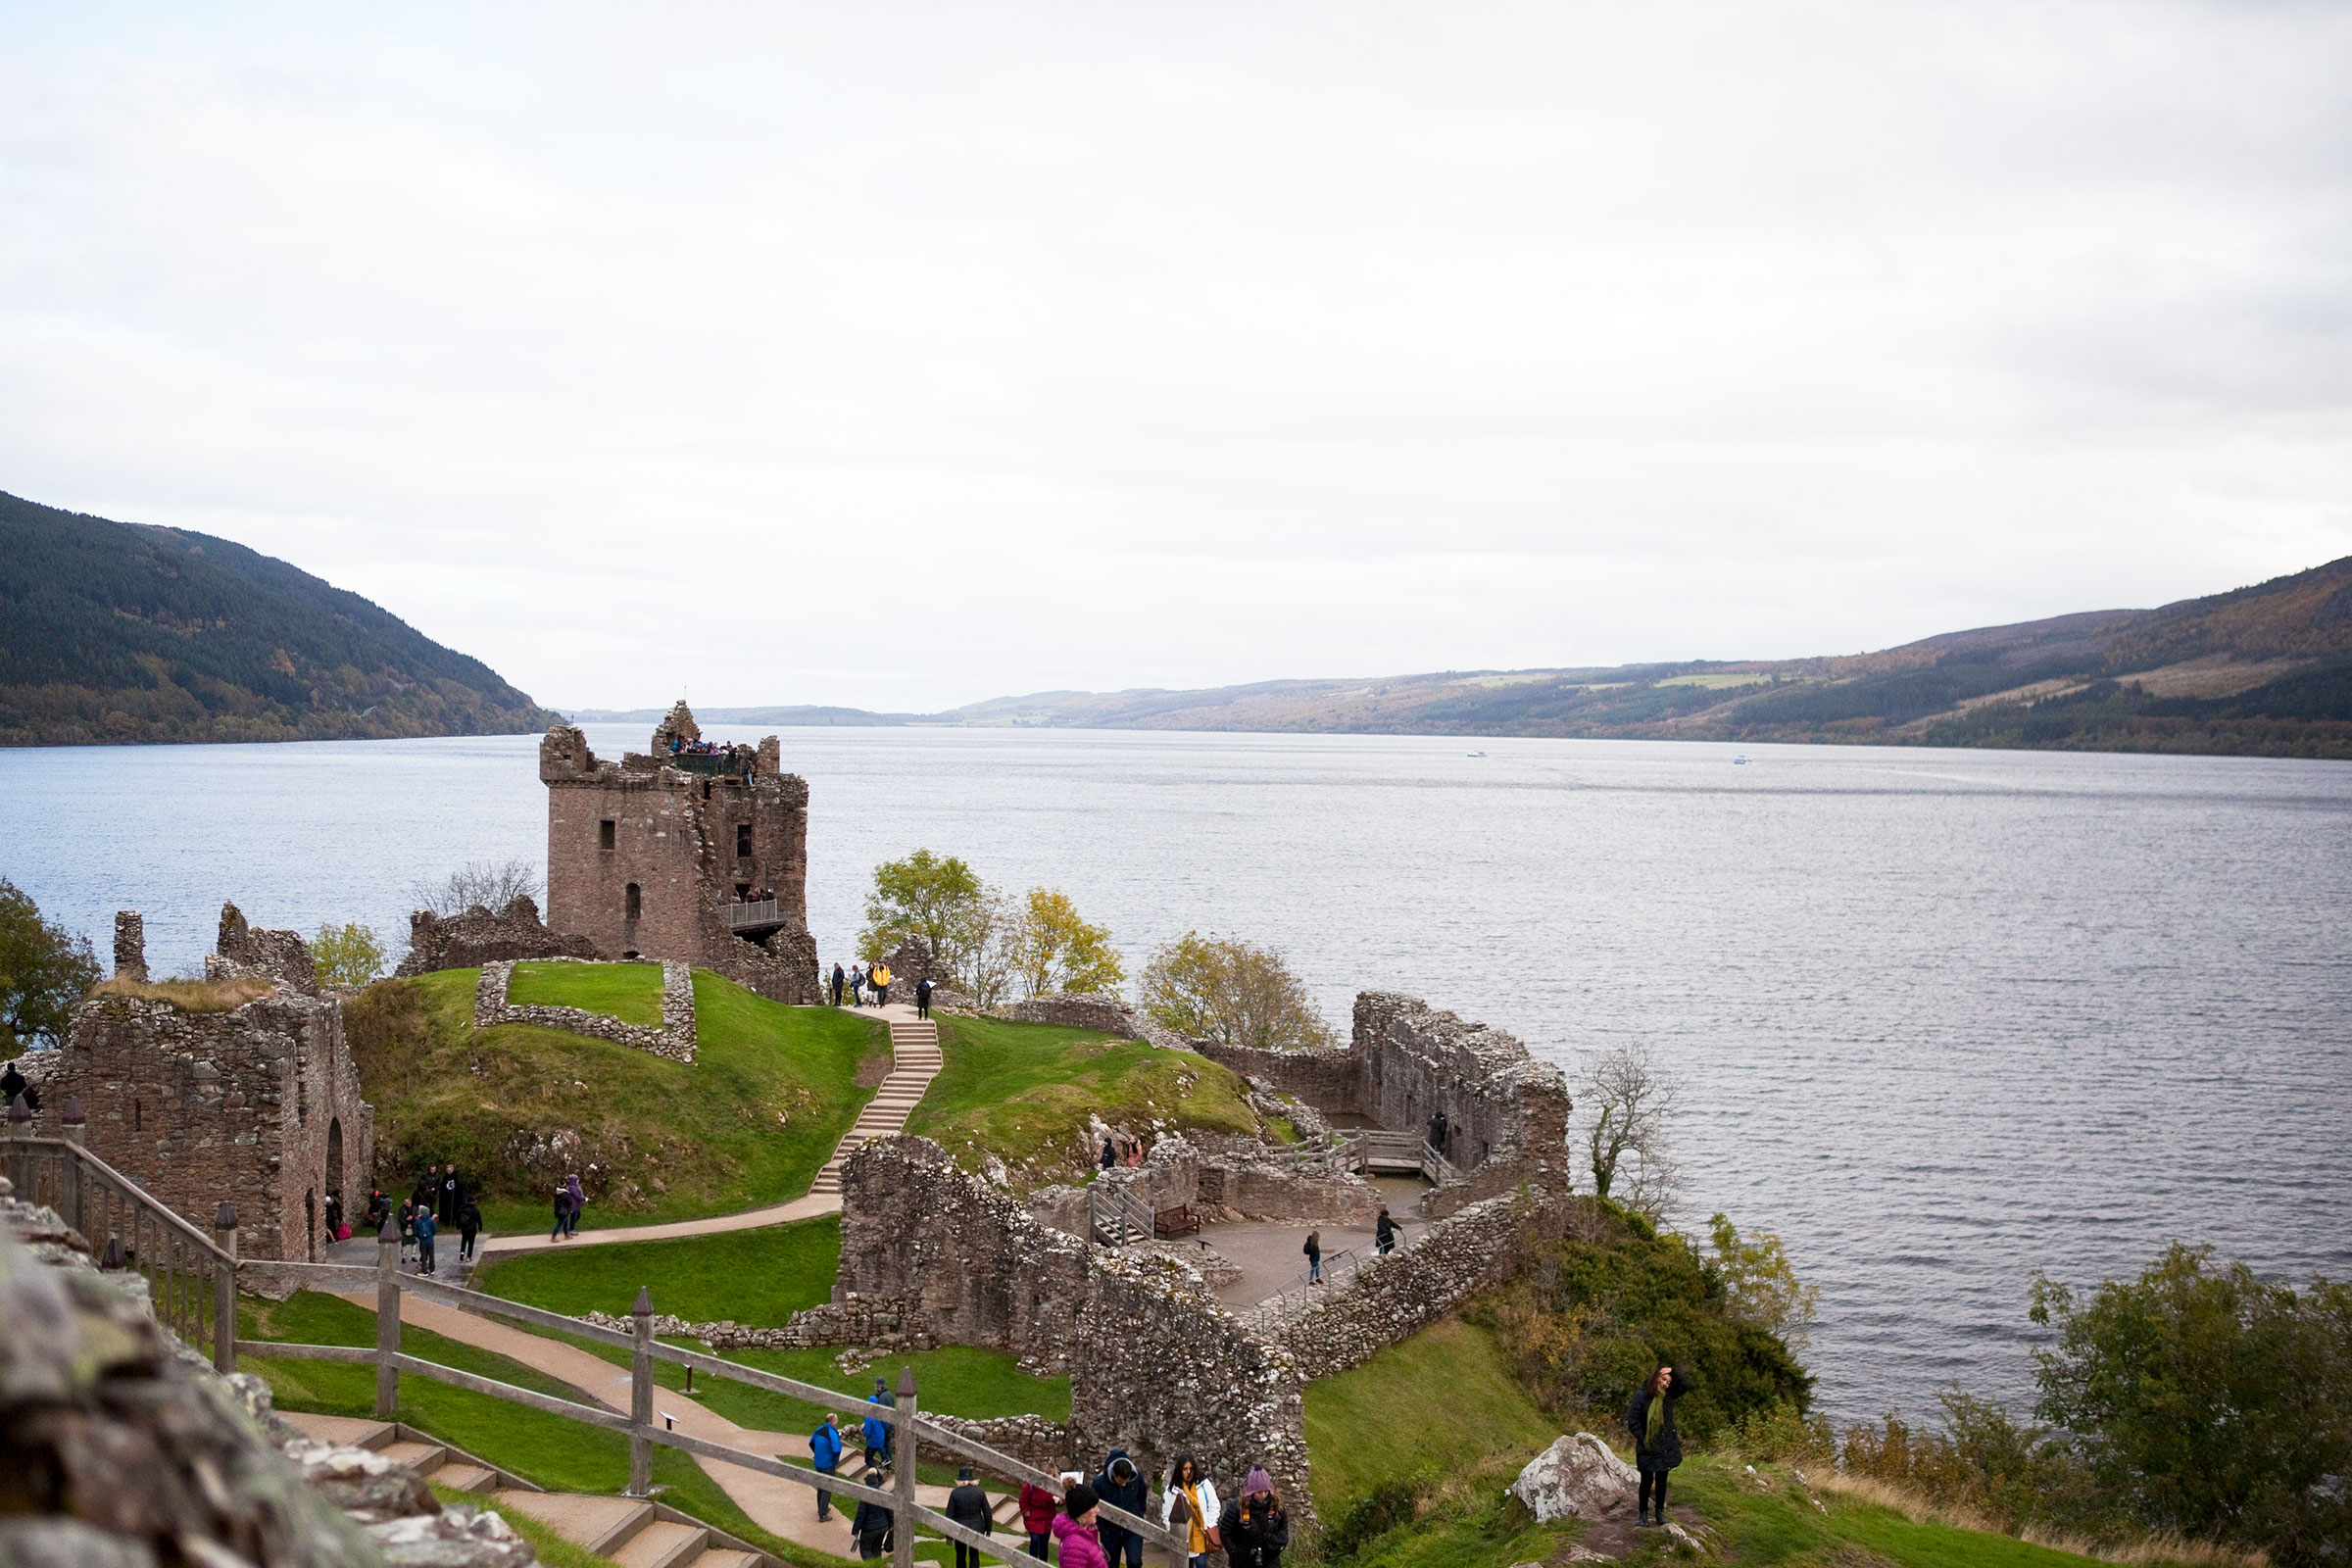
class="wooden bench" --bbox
[1153,1204,1200,1240]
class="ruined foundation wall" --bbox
[48,990,374,1261]
[398,896,599,976]
[1191,1040,1364,1112]
[1352,992,1570,1179]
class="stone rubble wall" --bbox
[1001,993,1146,1037]
[1271,1180,1574,1381]
[471,958,696,1063]
[114,911,148,982]
[47,978,375,1262]
[397,896,599,976]
[1191,1038,1364,1112]
[213,902,320,996]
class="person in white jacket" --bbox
[1160,1456,1220,1568]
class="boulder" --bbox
[367,1506,535,1568]
[1509,1433,1640,1523]
[282,1441,437,1520]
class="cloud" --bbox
[2,0,2349,709]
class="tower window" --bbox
[624,883,642,920]
[600,819,616,850]
[736,824,753,858]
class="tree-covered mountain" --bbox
[922,555,2352,759]
[0,491,559,747]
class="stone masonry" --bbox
[470,958,696,1063]
[540,703,818,1004]
[42,907,375,1262]
[397,896,598,976]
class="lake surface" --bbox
[4,726,2348,1426]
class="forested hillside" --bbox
[0,491,558,747]
[930,556,2352,759]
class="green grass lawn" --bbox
[350,968,884,1233]
[475,1217,843,1325]
[690,1345,1071,1441]
[505,960,663,1025]
[908,1014,1269,1191]
[1302,1316,1561,1517]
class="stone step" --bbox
[434,1463,497,1494]
[611,1520,707,1568]
[683,1549,758,1568]
[278,1412,397,1451]
[378,1440,447,1475]
[493,1491,652,1553]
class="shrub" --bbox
[0,878,101,1054]
[312,922,387,989]
[1137,931,1336,1051]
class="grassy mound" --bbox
[504,960,662,1025]
[476,1218,843,1325]
[907,1013,1274,1191]
[1303,1316,1560,1517]
[347,968,884,1233]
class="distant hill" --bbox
[0,491,561,747]
[915,556,2352,758]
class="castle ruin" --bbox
[540,701,818,1004]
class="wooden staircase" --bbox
[279,1413,759,1568]
[809,1016,942,1197]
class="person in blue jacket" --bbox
[861,1384,893,1465]
[809,1412,843,1522]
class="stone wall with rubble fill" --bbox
[46,986,375,1262]
[470,959,697,1062]
[1352,992,1572,1196]
[1190,1038,1364,1112]
[1070,1247,1315,1524]
[808,1137,1091,1362]
[1272,1180,1575,1381]
[397,896,599,976]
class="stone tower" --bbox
[540,702,819,1004]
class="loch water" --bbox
[4,726,2348,1426]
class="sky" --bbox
[4,2,2349,712]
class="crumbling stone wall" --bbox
[114,912,148,983]
[397,896,597,976]
[213,904,319,996]
[46,976,375,1263]
[1002,994,1148,1037]
[540,708,817,1004]
[1192,1039,1363,1111]
[1273,1181,1574,1380]
[470,959,696,1063]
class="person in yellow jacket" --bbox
[871,963,892,1006]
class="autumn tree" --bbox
[1707,1212,1821,1348]
[311,922,388,990]
[1006,888,1124,1000]
[1138,932,1335,1051]
[0,879,100,1056]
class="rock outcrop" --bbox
[1509,1433,1640,1523]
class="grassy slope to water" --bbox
[908,1012,1272,1191]
[350,968,883,1234]
[505,960,663,1026]
[1303,1315,2139,1568]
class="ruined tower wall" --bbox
[48,990,374,1262]
[1352,992,1571,1180]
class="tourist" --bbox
[438,1165,461,1226]
[849,965,865,1006]
[915,975,932,1019]
[850,1469,893,1560]
[564,1173,587,1237]
[945,1466,993,1568]
[398,1197,416,1263]
[831,962,846,1006]
[550,1182,572,1243]
[860,1383,893,1463]
[459,1192,481,1261]
[1627,1363,1692,1526]
[323,1191,343,1244]
[808,1412,842,1521]
[871,961,891,1005]
[1303,1230,1321,1284]
[1016,1479,1059,1560]
[1375,1206,1401,1255]
[1093,1450,1147,1567]
[366,1188,387,1234]
[1426,1110,1447,1158]
[414,1203,438,1276]
[1160,1456,1219,1568]
[1100,1137,1118,1170]
[1053,1484,1109,1568]
[1219,1471,1289,1568]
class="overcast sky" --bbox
[4,3,2349,711]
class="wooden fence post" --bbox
[61,1101,86,1239]
[892,1364,917,1568]
[629,1287,654,1497]
[213,1202,238,1374]
[375,1215,401,1418]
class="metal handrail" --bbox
[724,898,782,931]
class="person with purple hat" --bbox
[1219,1468,1290,1568]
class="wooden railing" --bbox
[1087,1181,1155,1247]
[3,1131,237,1372]
[240,1230,1190,1568]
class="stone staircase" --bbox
[809,1016,942,1197]
[280,1412,760,1568]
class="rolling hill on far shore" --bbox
[572,555,2352,760]
[0,491,559,747]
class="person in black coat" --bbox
[916,976,933,1020]
[1093,1450,1148,1565]
[1626,1363,1693,1526]
[831,963,846,1006]
[943,1466,991,1568]
[1219,1470,1290,1568]
[850,1469,893,1560]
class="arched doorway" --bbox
[305,1188,318,1262]
[325,1117,344,1202]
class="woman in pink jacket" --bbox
[1050,1484,1108,1568]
